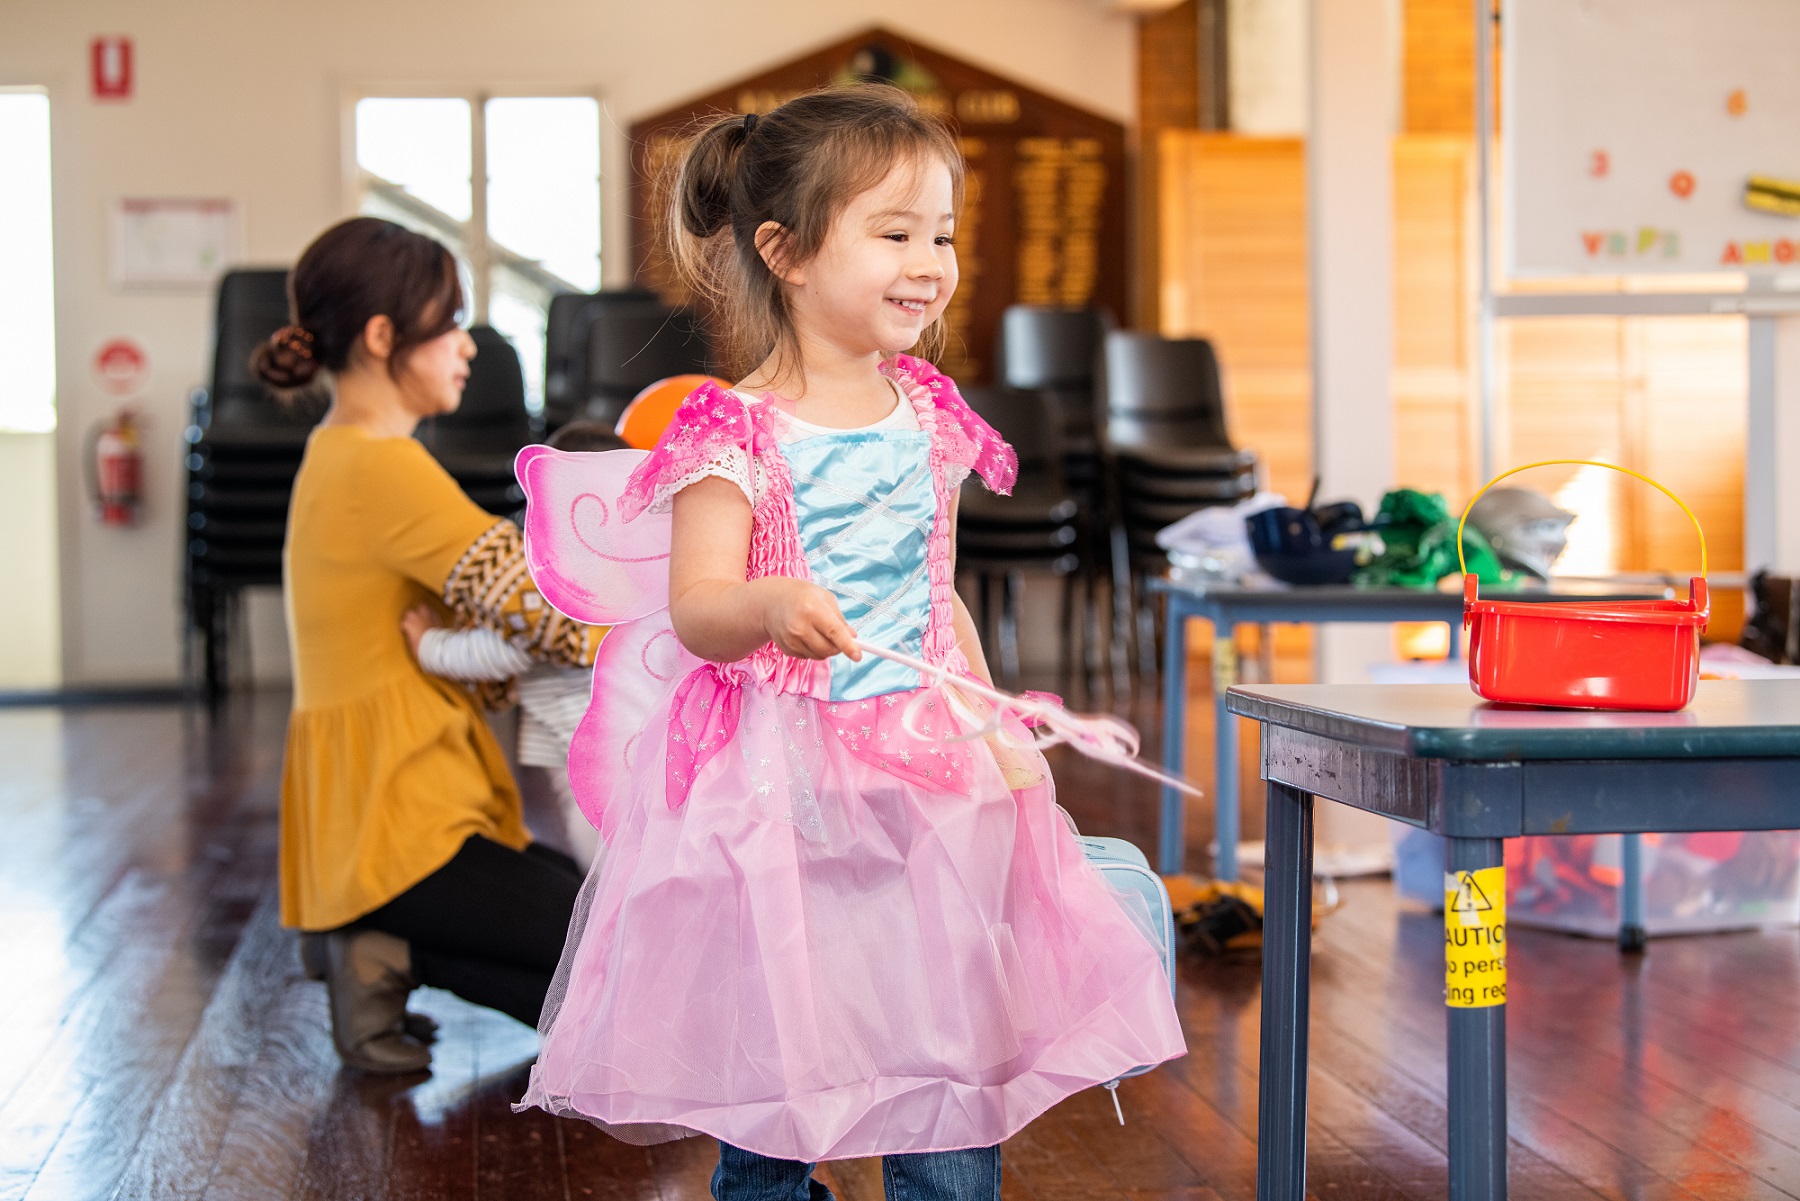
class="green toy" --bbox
[1354,488,1511,590]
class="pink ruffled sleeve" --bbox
[620,382,758,521]
[889,355,1018,496]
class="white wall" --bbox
[0,0,1135,686]
[0,433,61,689]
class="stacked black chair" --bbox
[541,289,660,431]
[1101,331,1258,677]
[955,386,1084,686]
[999,306,1110,679]
[582,298,713,428]
[184,268,323,701]
[1000,305,1106,498]
[416,325,535,515]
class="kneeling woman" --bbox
[262,218,597,1072]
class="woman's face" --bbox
[398,326,477,417]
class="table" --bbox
[1151,578,1669,882]
[1224,680,1800,1201]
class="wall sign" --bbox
[630,28,1127,383]
[112,198,238,290]
[93,337,150,397]
[91,37,133,101]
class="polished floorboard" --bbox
[6,691,1800,1200]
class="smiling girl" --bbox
[517,88,1183,1200]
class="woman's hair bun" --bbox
[251,324,323,391]
[677,116,752,240]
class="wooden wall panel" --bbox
[1394,137,1478,502]
[1157,132,1312,501]
[1403,0,1477,134]
[1135,0,1200,331]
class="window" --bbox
[354,93,601,412]
[0,89,55,432]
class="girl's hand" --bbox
[401,603,440,658]
[761,579,861,661]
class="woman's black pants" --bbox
[359,835,582,1027]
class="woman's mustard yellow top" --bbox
[279,425,595,930]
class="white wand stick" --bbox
[851,640,1204,799]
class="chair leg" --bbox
[1133,569,1160,682]
[1108,524,1134,694]
[976,571,993,657]
[1058,569,1076,691]
[1000,570,1023,686]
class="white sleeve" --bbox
[646,443,761,514]
[417,626,535,682]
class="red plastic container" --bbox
[1463,575,1709,711]
[1459,460,1710,712]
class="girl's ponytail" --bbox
[676,115,751,241]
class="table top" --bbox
[1152,577,1671,607]
[1224,680,1800,761]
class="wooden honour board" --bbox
[629,27,1127,383]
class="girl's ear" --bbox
[359,314,396,362]
[755,221,804,285]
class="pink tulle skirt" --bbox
[517,678,1186,1162]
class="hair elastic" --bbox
[271,325,316,361]
[742,112,758,136]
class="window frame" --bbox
[338,82,605,324]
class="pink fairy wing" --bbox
[566,611,700,835]
[515,445,671,625]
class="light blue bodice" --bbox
[778,429,935,701]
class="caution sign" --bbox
[1444,867,1506,1008]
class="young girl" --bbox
[518,87,1184,1198]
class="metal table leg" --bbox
[1256,777,1314,1201]
[1619,832,1647,952]
[1159,598,1190,876]
[1213,624,1241,881]
[1446,836,1508,1201]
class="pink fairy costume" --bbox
[513,355,1185,1162]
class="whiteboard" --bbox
[1505,0,1800,278]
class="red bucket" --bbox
[1460,461,1709,712]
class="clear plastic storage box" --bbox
[1393,827,1800,937]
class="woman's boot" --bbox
[302,931,438,1043]
[323,929,432,1073]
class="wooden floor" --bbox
[8,691,1800,1200]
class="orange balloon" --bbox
[615,374,727,450]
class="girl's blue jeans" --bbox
[712,1141,1001,1201]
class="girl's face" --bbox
[784,156,959,358]
[398,326,477,417]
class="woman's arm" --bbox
[946,493,995,685]
[441,520,600,669]
[669,475,860,663]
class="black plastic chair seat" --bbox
[1115,468,1256,503]
[187,481,293,512]
[958,476,1079,527]
[186,512,288,541]
[1119,493,1250,530]
[192,425,314,452]
[1113,443,1258,476]
[958,524,1079,553]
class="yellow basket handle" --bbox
[1456,459,1708,578]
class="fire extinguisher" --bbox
[88,407,143,527]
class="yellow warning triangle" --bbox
[1450,873,1495,914]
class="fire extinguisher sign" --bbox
[92,37,133,102]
